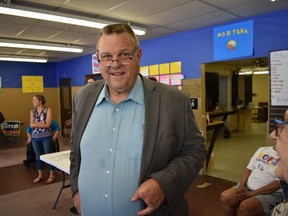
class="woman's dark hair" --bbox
[34,95,46,105]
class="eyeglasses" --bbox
[97,47,139,67]
[275,119,288,137]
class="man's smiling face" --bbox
[97,32,142,97]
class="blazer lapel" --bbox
[139,78,160,182]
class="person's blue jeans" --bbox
[32,138,55,171]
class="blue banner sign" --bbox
[214,20,253,61]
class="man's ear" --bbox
[137,48,142,59]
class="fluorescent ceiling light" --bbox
[239,70,269,75]
[239,71,253,75]
[0,57,47,63]
[254,71,269,74]
[0,6,146,36]
[0,41,83,53]
[242,71,253,75]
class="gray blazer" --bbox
[70,75,207,216]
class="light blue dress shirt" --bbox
[78,76,145,216]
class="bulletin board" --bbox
[268,49,288,132]
[270,50,288,106]
[140,61,183,90]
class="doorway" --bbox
[59,78,72,136]
[202,57,270,181]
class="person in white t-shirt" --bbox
[220,146,282,216]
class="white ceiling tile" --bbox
[202,0,258,9]
[0,14,37,26]
[73,34,97,46]
[140,26,179,40]
[32,20,74,31]
[19,0,68,5]
[16,26,62,41]
[62,0,129,14]
[137,1,219,26]
[0,22,29,38]
[228,0,288,17]
[167,11,238,31]
[46,30,91,44]
[103,0,191,21]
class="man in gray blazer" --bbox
[70,23,207,216]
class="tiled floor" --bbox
[0,166,235,216]
[0,122,268,215]
[0,181,75,216]
[206,122,270,182]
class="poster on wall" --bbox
[159,63,169,75]
[214,20,253,61]
[159,75,170,85]
[149,64,159,76]
[141,61,183,88]
[270,50,288,106]
[171,74,184,85]
[22,76,44,93]
[92,54,100,74]
[170,61,181,73]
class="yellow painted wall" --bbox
[252,74,269,105]
[0,88,60,137]
[183,78,203,131]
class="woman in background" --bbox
[30,95,55,184]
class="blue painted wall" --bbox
[57,54,92,86]
[0,61,57,88]
[1,9,288,87]
[140,9,288,79]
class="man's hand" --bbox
[131,178,165,216]
[237,188,247,202]
[73,191,81,215]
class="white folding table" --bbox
[40,150,71,209]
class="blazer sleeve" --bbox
[146,87,207,210]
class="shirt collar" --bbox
[96,75,144,106]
